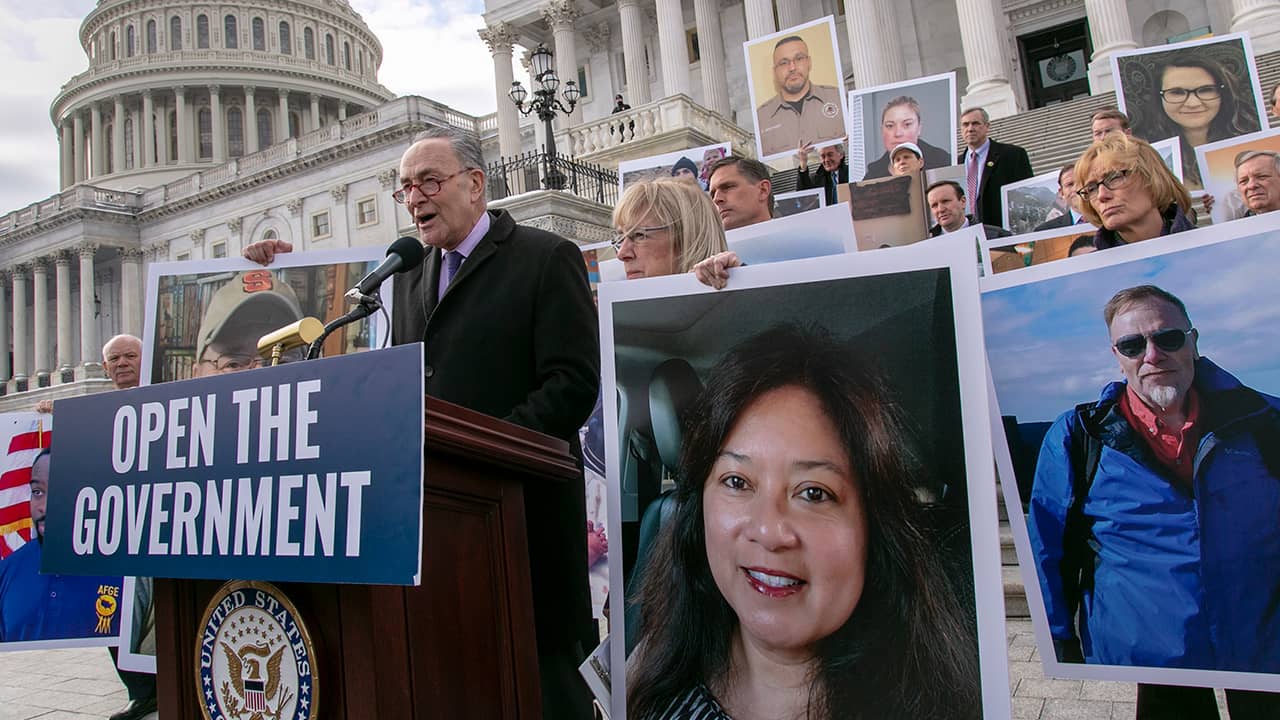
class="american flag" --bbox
[0,416,51,559]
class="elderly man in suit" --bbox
[244,126,600,719]
[959,107,1034,226]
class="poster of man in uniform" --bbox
[0,414,124,650]
[848,73,957,181]
[1112,33,1268,189]
[745,17,849,162]
[983,212,1280,695]
[141,247,389,384]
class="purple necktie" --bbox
[443,250,464,291]
[967,152,980,216]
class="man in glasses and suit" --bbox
[1028,284,1280,718]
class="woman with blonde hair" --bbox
[1074,134,1195,250]
[613,179,728,280]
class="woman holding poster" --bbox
[626,325,979,720]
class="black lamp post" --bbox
[509,44,579,190]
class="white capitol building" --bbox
[2,0,1280,408]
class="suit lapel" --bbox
[427,210,507,327]
[980,141,1001,195]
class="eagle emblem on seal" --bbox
[220,641,290,719]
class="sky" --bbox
[982,226,1280,423]
[0,0,502,213]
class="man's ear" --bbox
[1190,328,1200,358]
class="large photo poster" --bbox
[1112,33,1268,189]
[744,17,849,162]
[600,243,1008,718]
[983,212,1280,692]
[141,247,390,385]
[847,73,958,182]
[0,414,124,651]
[617,143,730,194]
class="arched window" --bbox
[256,108,273,150]
[109,30,117,60]
[303,27,315,60]
[196,14,209,48]
[124,117,135,169]
[227,107,244,157]
[288,111,300,139]
[324,33,334,65]
[146,19,156,53]
[104,121,114,173]
[279,22,291,55]
[168,110,178,161]
[224,15,238,49]
[343,41,351,70]
[126,25,135,57]
[252,17,265,51]
[170,17,182,50]
[197,107,212,159]
[263,228,278,242]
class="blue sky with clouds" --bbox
[983,227,1280,423]
[0,0,499,213]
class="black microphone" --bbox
[351,236,425,298]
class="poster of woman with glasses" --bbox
[1111,33,1268,189]
[744,17,849,162]
[141,247,388,385]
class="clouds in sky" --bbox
[0,0,500,213]
[983,224,1280,423]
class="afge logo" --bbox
[197,581,317,720]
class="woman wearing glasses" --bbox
[612,178,728,280]
[1074,134,1194,251]
[1134,54,1261,188]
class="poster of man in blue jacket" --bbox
[981,212,1280,714]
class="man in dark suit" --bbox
[795,141,849,205]
[959,107,1034,226]
[926,180,1011,239]
[1034,163,1086,231]
[244,126,600,719]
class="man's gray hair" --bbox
[101,333,142,360]
[411,125,485,171]
[1234,149,1280,173]
[961,106,990,123]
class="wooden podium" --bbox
[154,397,580,718]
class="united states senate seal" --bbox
[196,581,317,720]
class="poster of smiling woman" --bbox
[744,17,849,162]
[599,242,1008,718]
[983,211,1280,696]
[1111,33,1268,189]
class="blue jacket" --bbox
[0,540,123,643]
[1028,357,1280,670]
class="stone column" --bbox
[694,0,730,115]
[59,121,74,189]
[479,23,523,158]
[142,90,156,167]
[32,260,49,385]
[775,0,804,30]
[12,267,28,387]
[157,96,170,165]
[309,94,321,132]
[130,105,142,170]
[955,0,1020,118]
[0,273,9,384]
[210,85,226,162]
[112,95,125,173]
[1231,0,1280,54]
[55,252,73,374]
[655,0,691,97]
[72,111,85,183]
[845,0,905,88]
[175,86,191,163]
[543,0,584,125]
[90,103,105,177]
[120,249,144,337]
[278,90,290,142]
[245,86,259,154]
[78,245,101,377]
[1084,0,1138,94]
[618,0,651,105]
[743,0,775,40]
[338,102,347,121]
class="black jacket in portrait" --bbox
[863,138,954,180]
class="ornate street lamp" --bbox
[509,44,579,190]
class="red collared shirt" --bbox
[1118,384,1201,486]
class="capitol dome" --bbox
[50,0,397,191]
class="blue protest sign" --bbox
[41,344,424,586]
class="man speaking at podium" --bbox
[245,125,600,719]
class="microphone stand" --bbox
[305,289,383,360]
